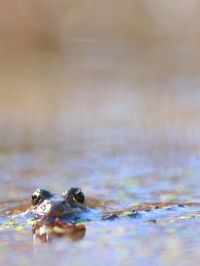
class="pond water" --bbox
[1,111,200,266]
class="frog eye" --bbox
[31,189,52,205]
[63,187,85,206]
[31,189,41,205]
[74,190,85,204]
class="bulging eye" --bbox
[31,189,41,205]
[63,187,85,206]
[74,190,85,203]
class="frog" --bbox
[2,187,200,243]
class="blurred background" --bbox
[1,0,200,148]
[1,0,200,199]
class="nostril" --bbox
[49,202,68,217]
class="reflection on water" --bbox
[33,222,86,244]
